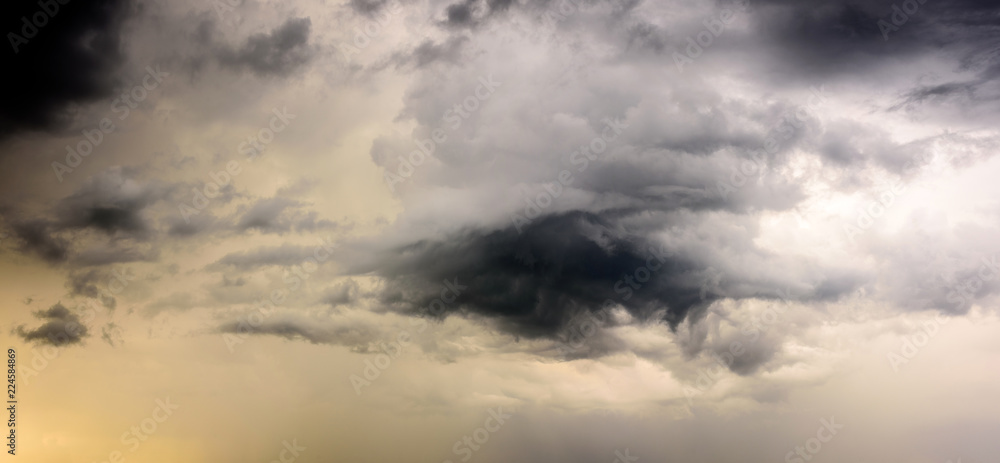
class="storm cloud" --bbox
[0,0,133,139]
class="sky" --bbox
[0,0,999,462]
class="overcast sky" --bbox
[1,0,999,462]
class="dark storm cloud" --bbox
[0,0,133,139]
[751,0,1000,76]
[14,303,89,346]
[350,6,874,359]
[356,211,853,343]
[216,17,314,77]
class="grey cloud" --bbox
[66,268,118,310]
[235,197,299,232]
[14,303,89,346]
[217,17,314,77]
[55,167,163,240]
[322,280,361,307]
[871,224,1000,315]
[234,197,337,235]
[217,314,383,348]
[389,36,469,70]
[351,211,858,345]
[72,245,159,267]
[444,0,479,28]
[167,212,219,237]
[349,0,392,15]
[10,220,69,263]
[212,243,319,270]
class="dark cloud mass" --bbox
[0,0,133,139]
[753,0,1000,78]
[359,211,850,343]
